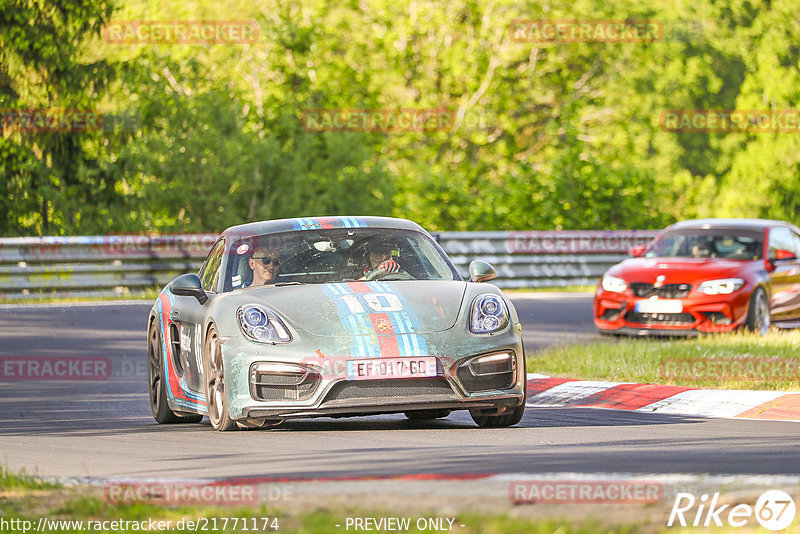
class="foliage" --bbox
[1,0,799,235]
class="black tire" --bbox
[745,287,770,336]
[470,403,526,428]
[204,324,236,431]
[470,360,527,428]
[404,409,451,421]
[147,320,202,424]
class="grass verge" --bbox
[0,466,60,491]
[528,330,800,390]
[0,483,642,534]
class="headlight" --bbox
[697,278,745,295]
[470,294,509,334]
[602,275,627,293]
[238,304,292,343]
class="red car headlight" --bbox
[601,275,627,293]
[696,278,745,295]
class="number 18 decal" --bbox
[342,293,403,314]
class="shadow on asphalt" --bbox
[0,399,709,437]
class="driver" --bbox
[247,244,281,286]
[690,237,713,258]
[360,241,401,279]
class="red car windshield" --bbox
[645,229,763,260]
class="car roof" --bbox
[667,218,800,232]
[221,216,428,240]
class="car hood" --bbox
[230,280,468,336]
[607,257,752,283]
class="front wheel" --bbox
[204,324,236,431]
[745,287,770,336]
[470,361,527,428]
[470,403,526,428]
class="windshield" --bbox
[224,228,460,291]
[645,228,763,260]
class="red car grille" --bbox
[630,283,692,298]
[626,311,695,325]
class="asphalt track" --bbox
[0,294,798,481]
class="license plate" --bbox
[634,298,683,314]
[345,357,437,381]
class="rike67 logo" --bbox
[668,490,796,531]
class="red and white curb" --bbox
[526,373,800,422]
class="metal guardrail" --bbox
[0,230,659,299]
[440,230,658,288]
[0,235,217,300]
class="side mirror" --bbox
[171,273,208,304]
[469,260,496,283]
[774,249,797,261]
[629,245,646,257]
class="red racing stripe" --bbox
[159,292,183,399]
[572,383,694,410]
[369,312,400,357]
[346,281,372,294]
[158,292,206,407]
[343,282,404,357]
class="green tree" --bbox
[0,0,118,235]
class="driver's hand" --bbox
[378,259,400,273]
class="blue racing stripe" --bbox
[289,217,370,231]
[322,281,430,358]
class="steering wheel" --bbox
[365,267,387,281]
[365,268,414,281]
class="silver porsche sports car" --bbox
[147,216,526,430]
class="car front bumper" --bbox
[221,326,526,421]
[593,287,752,335]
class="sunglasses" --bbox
[253,256,281,267]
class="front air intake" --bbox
[457,352,516,392]
[249,362,320,401]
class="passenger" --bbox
[690,238,712,258]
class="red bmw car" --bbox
[594,219,800,336]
